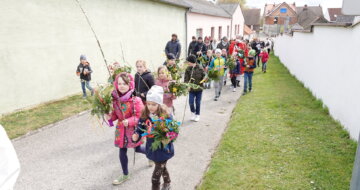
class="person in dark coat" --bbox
[165,34,181,60]
[188,36,197,56]
[76,55,94,98]
[184,55,205,122]
[216,37,229,53]
[134,60,155,103]
[193,37,207,58]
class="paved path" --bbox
[13,79,243,190]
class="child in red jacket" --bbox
[259,48,269,73]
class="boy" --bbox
[184,55,205,122]
[76,55,94,98]
[208,49,226,101]
[242,52,256,95]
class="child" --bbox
[259,48,269,73]
[243,53,257,95]
[202,50,214,89]
[105,72,146,185]
[135,60,155,103]
[164,53,181,81]
[221,49,228,86]
[155,66,176,114]
[132,86,174,190]
[229,53,241,92]
[209,49,226,101]
[76,55,94,98]
[184,55,205,122]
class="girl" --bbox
[229,53,241,92]
[135,60,155,103]
[132,86,174,190]
[105,72,146,185]
[259,48,269,73]
[155,66,176,114]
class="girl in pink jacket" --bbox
[259,48,269,73]
[106,72,146,185]
[155,66,176,114]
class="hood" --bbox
[112,72,135,100]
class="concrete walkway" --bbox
[13,80,243,190]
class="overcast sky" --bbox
[246,0,343,19]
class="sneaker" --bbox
[242,91,247,95]
[161,183,171,190]
[224,81,226,86]
[214,96,218,101]
[190,112,196,121]
[249,89,252,92]
[148,160,154,167]
[82,95,87,99]
[194,115,200,122]
[112,174,130,185]
[233,88,236,92]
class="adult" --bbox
[210,37,217,50]
[165,34,181,60]
[188,36,197,56]
[193,37,207,57]
[216,37,229,54]
[204,36,212,51]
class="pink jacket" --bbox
[259,52,269,63]
[110,73,144,148]
[155,79,176,108]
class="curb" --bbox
[12,110,91,142]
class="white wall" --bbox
[0,0,186,115]
[187,12,231,45]
[274,25,360,140]
[231,5,245,38]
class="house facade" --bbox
[185,0,244,46]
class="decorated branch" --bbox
[225,56,236,70]
[141,116,180,151]
[168,81,202,97]
[166,64,181,81]
[89,85,113,119]
[108,62,132,83]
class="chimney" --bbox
[303,4,308,11]
[293,2,296,6]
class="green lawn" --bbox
[0,94,91,139]
[198,53,357,190]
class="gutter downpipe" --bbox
[185,7,190,56]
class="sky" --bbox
[245,0,343,19]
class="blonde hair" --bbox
[157,66,171,80]
[135,60,147,69]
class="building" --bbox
[184,0,244,46]
[218,2,245,39]
[242,8,261,32]
[328,8,343,22]
[0,0,190,115]
[263,2,325,35]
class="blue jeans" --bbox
[244,72,253,92]
[262,62,267,71]
[81,80,93,97]
[189,91,202,115]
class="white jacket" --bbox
[0,125,20,190]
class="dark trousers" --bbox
[189,91,202,115]
[152,161,171,190]
[119,146,145,175]
[231,75,237,88]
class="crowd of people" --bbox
[73,33,273,190]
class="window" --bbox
[211,27,215,39]
[218,26,222,40]
[227,25,230,38]
[196,28,203,38]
